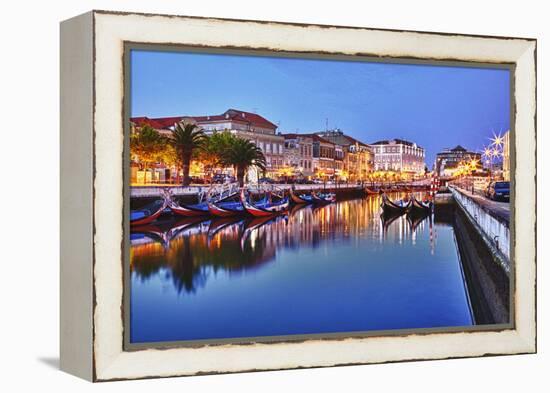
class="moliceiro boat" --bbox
[408,196,433,216]
[240,187,289,217]
[166,188,210,217]
[289,187,314,204]
[311,191,336,204]
[208,198,245,217]
[380,193,411,216]
[207,182,246,217]
[130,197,168,227]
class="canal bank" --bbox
[436,188,511,325]
[130,184,368,208]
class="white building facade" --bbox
[371,139,425,175]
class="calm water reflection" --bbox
[130,194,473,343]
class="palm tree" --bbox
[169,122,207,186]
[130,125,165,183]
[221,137,266,186]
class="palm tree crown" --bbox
[169,122,207,186]
[221,137,266,186]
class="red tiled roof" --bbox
[194,109,277,130]
[130,116,166,129]
[132,109,277,131]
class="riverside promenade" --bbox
[130,183,364,198]
[449,185,510,271]
[130,180,431,198]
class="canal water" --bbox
[129,194,474,344]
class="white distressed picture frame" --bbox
[60,10,536,381]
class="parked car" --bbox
[212,174,226,184]
[212,174,235,184]
[486,181,510,201]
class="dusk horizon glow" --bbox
[130,49,511,165]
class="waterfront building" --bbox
[131,109,285,177]
[315,129,374,181]
[434,145,481,177]
[297,134,337,179]
[370,138,425,175]
[502,130,510,181]
[282,134,314,178]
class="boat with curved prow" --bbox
[130,198,168,227]
[205,182,246,217]
[380,193,411,216]
[289,187,314,204]
[311,191,336,204]
[408,196,432,216]
[208,199,245,217]
[241,188,289,217]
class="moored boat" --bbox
[169,200,209,217]
[208,199,245,217]
[311,191,336,204]
[130,198,168,227]
[164,187,210,217]
[241,189,290,217]
[289,187,314,204]
[380,193,411,216]
[408,196,432,216]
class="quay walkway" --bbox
[130,180,431,198]
[449,186,510,271]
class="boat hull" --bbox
[408,197,432,216]
[243,200,289,217]
[290,189,313,204]
[130,200,168,227]
[380,194,411,216]
[311,192,336,204]
[208,202,245,217]
[170,202,210,217]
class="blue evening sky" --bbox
[131,50,510,165]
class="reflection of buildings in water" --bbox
[130,195,440,294]
[131,218,276,294]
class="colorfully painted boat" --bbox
[130,198,168,227]
[311,191,336,204]
[208,199,246,217]
[289,188,314,204]
[169,200,210,217]
[241,189,289,217]
[380,193,411,216]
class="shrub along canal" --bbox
[129,193,507,344]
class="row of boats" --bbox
[130,185,337,227]
[380,193,433,218]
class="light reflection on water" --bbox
[130,194,473,343]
